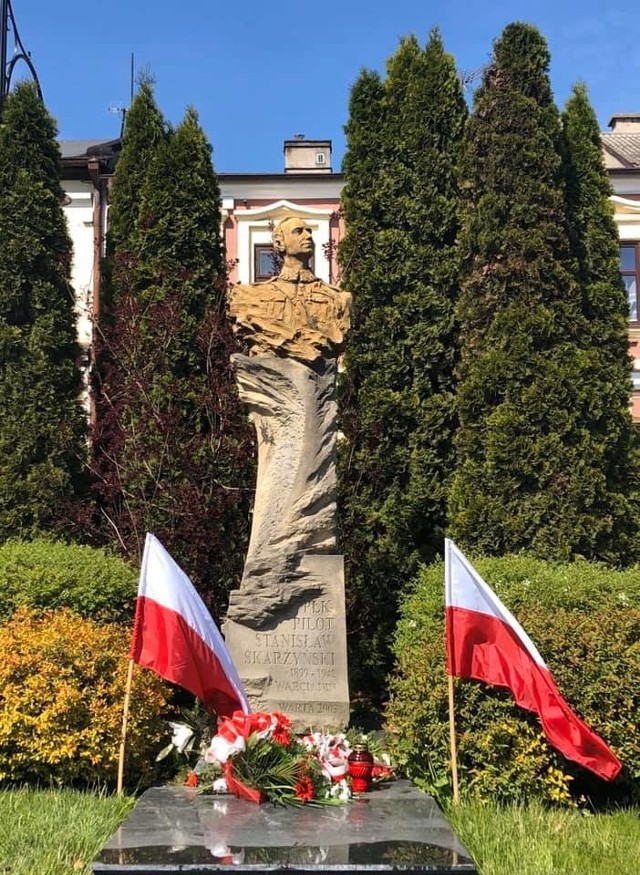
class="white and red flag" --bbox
[444,538,621,781]
[129,533,250,718]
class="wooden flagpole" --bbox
[117,657,135,795]
[447,672,460,804]
[444,539,460,805]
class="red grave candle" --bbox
[348,744,374,794]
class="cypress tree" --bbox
[338,68,386,286]
[562,84,632,356]
[561,83,640,560]
[0,82,87,539]
[450,23,634,562]
[339,31,467,692]
[92,108,253,612]
[106,77,166,254]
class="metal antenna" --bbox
[458,65,487,90]
[0,0,42,119]
[108,103,127,136]
[106,53,135,137]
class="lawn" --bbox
[447,798,640,875]
[0,788,638,874]
[0,788,134,875]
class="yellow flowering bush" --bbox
[0,608,171,787]
[465,718,574,806]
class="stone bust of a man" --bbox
[227,216,353,364]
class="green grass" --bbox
[447,798,640,875]
[0,789,638,874]
[0,788,134,875]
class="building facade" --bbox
[59,138,118,377]
[219,139,343,288]
[603,114,640,419]
[61,126,640,418]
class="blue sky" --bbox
[8,0,640,172]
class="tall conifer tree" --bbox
[92,106,253,612]
[561,83,640,559]
[107,78,166,254]
[0,82,87,539]
[339,31,467,690]
[450,23,636,562]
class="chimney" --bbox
[608,113,640,132]
[283,137,332,173]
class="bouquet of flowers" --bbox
[203,711,352,806]
[159,706,395,803]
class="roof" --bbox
[608,113,640,127]
[602,133,640,170]
[218,172,343,181]
[59,139,120,160]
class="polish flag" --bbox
[445,539,621,781]
[129,533,250,718]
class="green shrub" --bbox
[0,607,171,788]
[386,555,640,806]
[0,538,137,621]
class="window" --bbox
[254,245,280,281]
[620,243,639,322]
[253,243,315,281]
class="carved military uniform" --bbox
[228,266,353,364]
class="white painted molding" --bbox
[611,195,640,212]
[234,199,335,220]
[235,201,334,284]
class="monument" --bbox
[224,216,353,730]
[91,219,477,875]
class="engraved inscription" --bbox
[275,701,340,715]
[254,595,340,694]
[223,560,350,731]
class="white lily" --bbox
[169,722,194,754]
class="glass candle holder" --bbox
[347,744,374,794]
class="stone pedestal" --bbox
[225,555,349,731]
[224,353,350,729]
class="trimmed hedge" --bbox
[386,555,640,805]
[0,539,137,621]
[0,607,171,788]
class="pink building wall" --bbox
[220,189,344,285]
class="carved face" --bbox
[275,219,314,259]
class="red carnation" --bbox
[294,775,315,802]
[272,726,291,745]
[272,712,292,745]
[273,711,292,730]
[185,771,198,788]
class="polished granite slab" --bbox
[91,780,475,873]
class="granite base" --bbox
[91,780,475,874]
